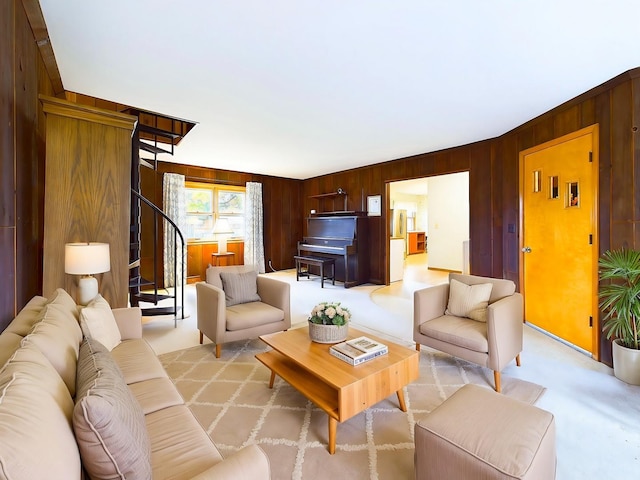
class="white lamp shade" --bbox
[212,218,233,235]
[65,243,111,275]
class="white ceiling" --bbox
[39,0,640,180]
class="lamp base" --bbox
[218,236,228,254]
[77,275,99,305]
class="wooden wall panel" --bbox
[0,0,14,330]
[41,96,135,308]
[15,2,43,308]
[0,229,16,331]
[1,0,52,330]
[1,0,15,229]
[610,81,633,226]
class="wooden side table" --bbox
[211,252,235,266]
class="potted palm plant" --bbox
[598,248,640,385]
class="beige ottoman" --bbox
[415,384,556,480]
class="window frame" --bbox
[185,181,246,242]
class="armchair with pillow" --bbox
[413,273,523,392]
[197,265,291,358]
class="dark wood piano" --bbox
[297,214,369,288]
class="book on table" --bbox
[329,336,389,365]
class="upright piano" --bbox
[297,214,369,288]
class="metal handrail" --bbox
[131,189,186,325]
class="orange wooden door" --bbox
[520,126,598,354]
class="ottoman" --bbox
[414,384,556,479]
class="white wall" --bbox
[427,172,469,271]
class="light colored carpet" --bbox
[159,337,545,480]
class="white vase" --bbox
[308,321,348,344]
[612,339,640,386]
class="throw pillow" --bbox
[445,278,493,322]
[219,270,261,306]
[46,287,80,318]
[73,337,152,480]
[79,294,121,351]
[23,302,83,396]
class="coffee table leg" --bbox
[328,417,337,454]
[396,388,407,412]
[268,371,276,388]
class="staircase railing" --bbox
[131,189,186,326]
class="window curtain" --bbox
[163,173,187,288]
[244,182,266,273]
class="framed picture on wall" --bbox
[367,195,381,216]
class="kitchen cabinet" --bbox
[408,232,426,255]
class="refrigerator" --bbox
[391,209,407,239]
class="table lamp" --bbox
[212,218,233,254]
[64,242,110,305]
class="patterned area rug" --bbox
[159,339,546,480]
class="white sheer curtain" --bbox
[163,173,187,288]
[244,182,265,273]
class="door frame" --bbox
[518,124,600,359]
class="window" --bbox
[185,182,245,241]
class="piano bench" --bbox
[294,255,336,288]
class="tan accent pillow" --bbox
[23,302,83,396]
[219,270,261,306]
[73,337,151,480]
[47,287,80,318]
[0,342,81,479]
[445,278,493,322]
[80,294,121,351]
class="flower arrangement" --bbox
[308,301,351,326]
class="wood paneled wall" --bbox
[0,0,55,331]
[40,96,136,308]
[140,162,303,285]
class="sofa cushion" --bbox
[110,338,168,385]
[80,294,122,351]
[146,405,223,479]
[128,377,185,415]
[220,270,262,306]
[0,332,23,369]
[73,337,152,480]
[3,295,48,337]
[23,302,83,396]
[226,302,285,331]
[419,315,489,353]
[445,278,493,322]
[0,342,81,479]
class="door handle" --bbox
[522,246,532,253]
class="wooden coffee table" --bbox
[256,327,419,454]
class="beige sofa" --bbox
[0,288,270,479]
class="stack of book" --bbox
[329,336,389,365]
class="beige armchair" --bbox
[197,265,291,358]
[414,273,523,392]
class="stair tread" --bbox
[134,293,174,304]
[138,123,182,140]
[139,141,172,155]
[129,277,154,288]
[141,306,182,317]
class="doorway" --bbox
[388,172,470,283]
[519,125,599,357]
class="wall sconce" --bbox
[64,242,110,305]
[212,218,233,254]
